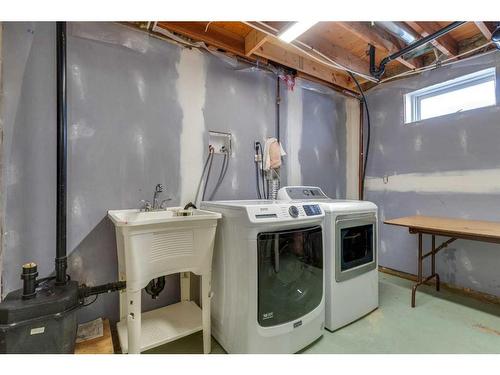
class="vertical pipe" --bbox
[276,76,280,141]
[358,101,364,200]
[55,22,68,285]
[0,22,4,299]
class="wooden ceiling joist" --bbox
[296,32,372,78]
[337,22,422,70]
[155,21,357,92]
[252,41,354,89]
[405,21,459,56]
[474,22,495,40]
[245,29,268,56]
[156,22,245,56]
[149,20,491,93]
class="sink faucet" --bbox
[140,184,172,211]
[153,184,164,210]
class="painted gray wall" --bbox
[365,52,500,296]
[1,22,349,323]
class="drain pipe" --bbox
[55,22,68,286]
[276,76,281,142]
[370,21,466,79]
[358,101,364,200]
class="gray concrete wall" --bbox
[365,52,500,297]
[0,22,350,323]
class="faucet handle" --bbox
[140,199,152,211]
[159,198,172,209]
[155,184,164,193]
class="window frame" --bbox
[404,67,497,124]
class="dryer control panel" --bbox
[277,186,330,200]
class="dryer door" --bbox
[257,226,323,327]
[335,214,377,282]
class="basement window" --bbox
[404,67,497,123]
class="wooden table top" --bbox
[384,215,500,243]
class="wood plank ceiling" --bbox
[131,21,498,95]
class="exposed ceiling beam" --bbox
[474,21,495,40]
[295,31,372,77]
[246,21,376,81]
[405,21,459,56]
[337,22,423,70]
[156,22,245,56]
[252,41,356,90]
[245,29,269,56]
[155,22,357,92]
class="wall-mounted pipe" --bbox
[370,21,466,79]
[276,76,281,141]
[55,22,68,286]
[358,101,364,200]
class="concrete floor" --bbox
[145,273,500,354]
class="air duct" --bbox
[377,22,417,45]
[370,21,466,79]
[492,24,500,49]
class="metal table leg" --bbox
[411,233,423,308]
[410,231,456,307]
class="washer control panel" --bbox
[288,205,299,218]
[247,203,324,222]
[303,204,322,216]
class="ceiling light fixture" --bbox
[278,21,318,43]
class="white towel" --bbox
[263,137,286,171]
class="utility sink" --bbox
[108,207,221,290]
[108,207,220,227]
[108,206,221,353]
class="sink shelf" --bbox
[117,301,203,353]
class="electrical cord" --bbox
[348,71,371,199]
[255,155,262,199]
[81,294,99,307]
[258,144,267,199]
[254,142,267,199]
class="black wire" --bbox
[258,144,267,199]
[255,162,262,199]
[81,294,98,307]
[255,142,266,199]
[348,71,371,199]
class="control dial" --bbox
[289,205,299,218]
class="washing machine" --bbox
[277,186,378,331]
[200,199,325,353]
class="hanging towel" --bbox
[263,137,286,171]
